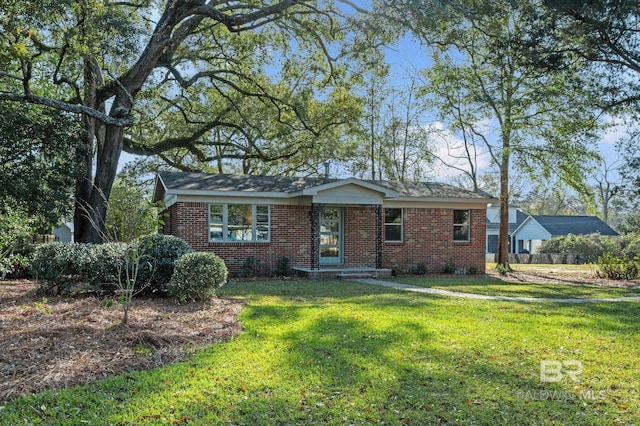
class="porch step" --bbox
[337,273,376,279]
[292,267,391,279]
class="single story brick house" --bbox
[153,172,494,276]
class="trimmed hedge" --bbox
[133,234,194,295]
[168,252,227,302]
[29,235,194,296]
[30,242,128,295]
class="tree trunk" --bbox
[76,125,123,243]
[496,149,510,268]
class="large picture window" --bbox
[453,209,470,241]
[384,208,403,242]
[209,204,270,242]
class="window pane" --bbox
[210,224,223,241]
[385,224,402,241]
[256,225,269,241]
[385,208,402,224]
[209,204,223,223]
[321,208,340,220]
[321,247,340,257]
[454,225,470,241]
[321,222,339,233]
[228,205,252,241]
[321,235,339,245]
[453,210,469,225]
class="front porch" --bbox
[291,266,392,279]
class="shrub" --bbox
[169,252,227,302]
[274,256,292,277]
[597,252,640,280]
[538,234,616,263]
[496,263,511,276]
[413,263,429,275]
[240,256,262,277]
[134,234,193,295]
[85,243,129,293]
[391,265,402,276]
[468,265,479,275]
[442,261,456,274]
[30,243,85,294]
[30,242,129,294]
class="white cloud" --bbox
[424,121,493,179]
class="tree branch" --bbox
[0,92,134,126]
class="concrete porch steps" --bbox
[292,266,391,279]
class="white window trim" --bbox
[453,209,470,242]
[209,204,270,243]
[384,208,403,243]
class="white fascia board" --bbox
[152,174,168,203]
[386,197,493,206]
[297,178,398,198]
[163,194,178,208]
[511,215,534,237]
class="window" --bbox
[384,208,403,242]
[453,210,470,241]
[209,204,270,242]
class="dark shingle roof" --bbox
[532,215,619,237]
[157,171,491,200]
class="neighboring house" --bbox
[53,220,74,242]
[485,204,528,254]
[512,215,619,254]
[153,172,495,276]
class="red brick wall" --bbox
[382,208,486,273]
[160,202,486,275]
[161,203,311,274]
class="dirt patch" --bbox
[486,268,640,288]
[0,279,243,401]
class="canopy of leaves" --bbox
[0,102,82,229]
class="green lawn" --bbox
[1,280,639,425]
[392,275,640,299]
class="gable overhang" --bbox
[511,216,553,240]
[292,178,399,205]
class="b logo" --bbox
[540,360,583,383]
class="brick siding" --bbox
[161,202,486,275]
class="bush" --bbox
[413,263,429,275]
[134,234,193,295]
[597,252,640,280]
[538,234,616,263]
[391,265,402,277]
[168,252,227,302]
[30,242,130,294]
[240,256,262,277]
[85,243,129,293]
[442,261,456,274]
[274,256,292,277]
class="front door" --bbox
[319,207,343,265]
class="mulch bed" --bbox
[0,279,243,402]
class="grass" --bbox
[1,279,639,425]
[392,275,640,299]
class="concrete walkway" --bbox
[355,278,640,304]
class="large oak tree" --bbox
[0,0,369,242]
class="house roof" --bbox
[486,209,528,232]
[517,215,619,237]
[154,171,493,203]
